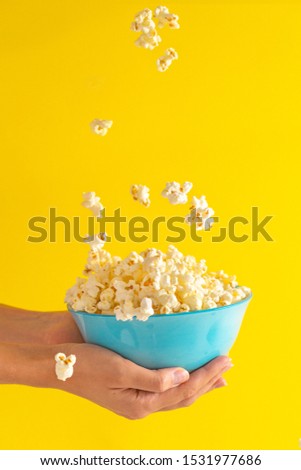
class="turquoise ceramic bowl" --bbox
[69,294,252,372]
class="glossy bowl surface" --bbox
[70,294,252,371]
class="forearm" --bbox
[0,304,83,345]
[0,304,51,344]
[0,342,56,387]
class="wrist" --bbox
[0,305,83,345]
[0,342,81,389]
[0,305,58,345]
[43,311,83,345]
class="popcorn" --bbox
[97,288,115,312]
[185,195,215,231]
[181,292,203,311]
[157,48,178,72]
[55,353,76,382]
[65,272,100,314]
[114,303,134,322]
[191,195,209,211]
[90,119,113,136]
[135,297,154,321]
[85,233,106,252]
[66,189,250,320]
[165,47,178,60]
[219,291,233,306]
[179,303,190,312]
[158,291,180,313]
[203,298,218,310]
[131,7,162,50]
[154,6,180,29]
[66,244,251,320]
[85,275,102,298]
[162,181,193,205]
[135,30,162,50]
[130,184,151,207]
[157,56,172,72]
[82,192,103,217]
[130,8,155,33]
[131,6,179,72]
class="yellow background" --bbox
[0,0,300,450]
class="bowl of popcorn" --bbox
[66,244,252,372]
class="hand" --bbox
[55,344,232,419]
[43,311,83,345]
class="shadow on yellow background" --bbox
[0,0,300,450]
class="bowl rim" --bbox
[68,292,252,319]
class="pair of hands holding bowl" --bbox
[0,305,232,419]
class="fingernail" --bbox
[172,368,189,386]
[226,358,234,367]
[215,378,228,389]
[223,362,234,372]
[220,356,232,366]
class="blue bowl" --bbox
[69,294,252,372]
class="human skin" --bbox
[0,304,83,345]
[0,305,231,419]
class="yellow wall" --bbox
[0,0,300,450]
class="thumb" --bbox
[126,363,190,392]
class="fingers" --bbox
[159,376,228,412]
[124,361,190,393]
[121,356,231,420]
[148,356,232,411]
[213,377,227,389]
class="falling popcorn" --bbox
[90,119,113,136]
[131,5,179,55]
[82,192,103,217]
[85,232,107,252]
[185,195,215,231]
[157,47,178,72]
[131,8,161,50]
[55,353,76,382]
[161,181,193,204]
[130,184,151,207]
[130,8,155,34]
[154,6,180,29]
[135,29,162,50]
